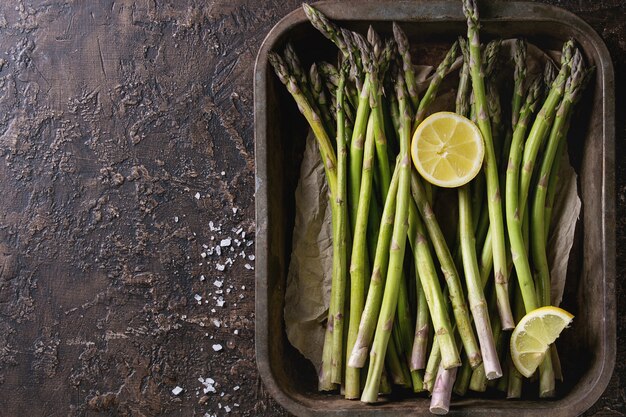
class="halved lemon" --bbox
[411,112,484,188]
[510,306,574,378]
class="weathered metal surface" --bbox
[0,0,622,416]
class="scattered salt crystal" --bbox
[212,344,223,352]
[234,330,239,335]
[248,255,255,261]
[210,236,215,240]
[244,263,253,270]
[241,285,246,290]
[209,221,216,231]
[233,385,240,391]
[172,386,183,396]
[215,246,222,256]
[226,288,231,294]
[239,294,244,299]
[220,392,225,397]
[200,275,205,281]
[220,238,231,247]
[236,228,243,235]
[221,171,225,176]
[246,241,253,246]
[225,258,233,265]
[212,319,221,327]
[211,308,216,313]
[234,403,239,407]
[201,252,207,258]
[216,297,225,307]
[213,280,223,288]
[194,294,202,301]
[232,207,238,214]
[174,216,179,223]
[195,192,201,200]
[224,405,231,413]
[216,263,225,271]
[241,232,246,239]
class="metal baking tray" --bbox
[254,1,615,415]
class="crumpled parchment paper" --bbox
[284,40,582,372]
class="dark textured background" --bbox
[0,1,622,416]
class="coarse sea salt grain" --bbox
[212,318,221,327]
[213,279,223,288]
[224,405,231,413]
[216,263,225,271]
[215,246,222,256]
[195,192,201,200]
[216,297,225,307]
[232,207,238,214]
[220,238,231,247]
[212,344,223,352]
[233,385,240,391]
[194,294,202,302]
[244,263,253,270]
[172,386,183,395]
[248,254,255,261]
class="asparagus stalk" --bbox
[424,336,441,392]
[408,195,431,373]
[345,113,377,398]
[463,0,515,329]
[393,22,420,110]
[329,67,350,384]
[430,365,458,415]
[361,35,393,199]
[361,73,412,403]
[302,4,349,59]
[284,43,320,116]
[512,39,528,129]
[505,77,543,314]
[310,63,336,138]
[349,159,401,368]
[457,35,501,379]
[348,74,372,229]
[459,187,501,378]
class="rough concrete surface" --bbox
[0,0,622,416]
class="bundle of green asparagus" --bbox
[270,0,592,413]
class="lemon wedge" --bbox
[411,111,484,188]
[510,306,574,378]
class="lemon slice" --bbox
[510,306,574,378]
[411,111,484,188]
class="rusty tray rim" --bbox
[254,1,615,416]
